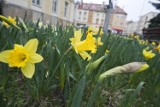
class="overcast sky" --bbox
[82,0,159,21]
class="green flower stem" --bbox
[1,64,9,90]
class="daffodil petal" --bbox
[79,51,91,61]
[0,50,12,63]
[24,38,38,53]
[21,63,35,78]
[30,53,43,63]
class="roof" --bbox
[113,6,127,15]
[78,3,127,15]
[78,3,105,12]
[140,12,158,18]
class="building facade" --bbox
[1,0,75,25]
[123,21,138,35]
[110,6,127,33]
[75,3,127,33]
[75,3,106,28]
[136,12,158,35]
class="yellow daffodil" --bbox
[154,44,160,51]
[87,26,103,36]
[130,34,134,37]
[105,49,109,54]
[96,37,103,46]
[151,42,156,46]
[0,39,43,78]
[136,64,149,72]
[145,40,148,45]
[70,30,97,61]
[2,16,16,28]
[139,40,145,45]
[87,26,93,33]
[134,36,140,41]
[143,49,155,60]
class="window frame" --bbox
[32,0,41,6]
[52,0,58,13]
[64,1,69,17]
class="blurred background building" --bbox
[75,2,127,34]
[123,12,158,35]
[1,0,75,25]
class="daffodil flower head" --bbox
[87,26,103,36]
[70,30,97,61]
[96,37,103,46]
[87,26,93,33]
[151,42,156,46]
[2,16,16,28]
[139,40,145,45]
[143,49,155,60]
[105,49,109,54]
[0,39,43,78]
[145,40,149,45]
[136,64,149,72]
[87,26,97,35]
[130,34,134,37]
[154,44,160,51]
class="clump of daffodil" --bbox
[70,30,97,61]
[2,16,16,28]
[0,38,43,78]
[143,49,155,60]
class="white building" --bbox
[136,12,158,35]
[123,21,138,35]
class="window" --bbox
[32,0,40,6]
[97,13,99,17]
[84,12,87,15]
[83,17,86,20]
[52,0,58,13]
[78,17,81,20]
[116,15,119,18]
[79,11,81,15]
[103,14,105,17]
[64,1,69,17]
[120,22,123,26]
[96,18,99,24]
[101,19,104,24]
